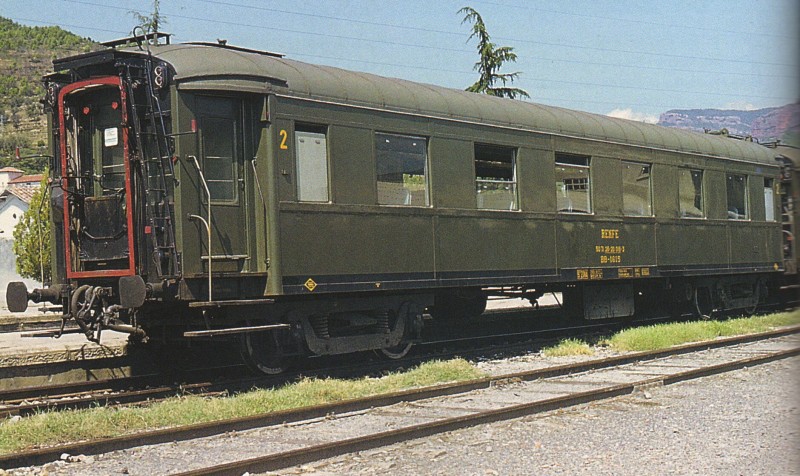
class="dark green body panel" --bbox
[121,43,782,299]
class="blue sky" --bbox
[2,0,798,122]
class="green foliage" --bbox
[12,173,51,283]
[0,151,49,174]
[459,7,530,100]
[130,0,167,39]
[0,17,88,51]
[0,132,30,155]
[604,310,800,352]
[0,358,483,454]
[0,16,92,110]
[0,135,49,173]
[0,17,95,173]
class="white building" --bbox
[0,190,31,238]
[0,166,24,194]
[0,173,44,312]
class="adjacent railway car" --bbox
[775,144,799,277]
[6,35,787,373]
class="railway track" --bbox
[0,300,795,418]
[0,310,682,417]
[1,326,797,472]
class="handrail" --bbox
[188,155,213,302]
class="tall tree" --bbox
[12,173,51,283]
[459,6,529,100]
[130,0,166,39]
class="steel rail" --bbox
[0,303,792,417]
[1,325,797,470]
[0,380,219,418]
[0,311,681,417]
[177,346,800,476]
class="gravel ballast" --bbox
[269,356,799,475]
[4,344,797,475]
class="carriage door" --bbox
[196,96,249,272]
[59,77,135,278]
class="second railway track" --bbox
[1,325,797,473]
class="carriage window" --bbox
[202,116,237,203]
[555,153,591,214]
[726,174,748,220]
[296,125,329,202]
[679,168,704,218]
[764,178,775,222]
[375,132,428,206]
[475,144,518,210]
[622,161,652,216]
[95,101,125,194]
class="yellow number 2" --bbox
[279,129,289,150]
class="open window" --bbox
[475,144,518,210]
[555,153,591,213]
[622,161,652,216]
[726,173,748,220]
[296,124,329,202]
[375,132,428,206]
[679,168,704,218]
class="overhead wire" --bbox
[9,1,798,105]
[476,0,794,40]
[54,0,797,68]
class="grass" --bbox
[605,309,800,352]
[0,358,484,455]
[540,309,800,357]
[542,338,594,357]
[2,310,798,453]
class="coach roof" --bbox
[134,42,775,165]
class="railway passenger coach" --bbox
[6,35,790,373]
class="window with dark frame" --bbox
[375,132,429,206]
[679,168,704,218]
[622,161,652,216]
[555,153,591,213]
[475,144,518,210]
[726,173,748,220]
[202,116,237,203]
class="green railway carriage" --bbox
[6,36,785,372]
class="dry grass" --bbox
[542,338,594,357]
[0,358,484,455]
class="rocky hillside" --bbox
[0,17,96,172]
[658,103,800,143]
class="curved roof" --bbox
[138,43,776,166]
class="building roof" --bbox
[2,185,37,204]
[111,42,777,167]
[0,167,24,174]
[8,174,43,185]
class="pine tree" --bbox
[460,7,530,100]
[130,0,167,40]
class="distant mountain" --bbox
[0,17,97,171]
[658,103,800,143]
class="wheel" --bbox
[378,342,413,360]
[742,280,765,316]
[240,330,289,375]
